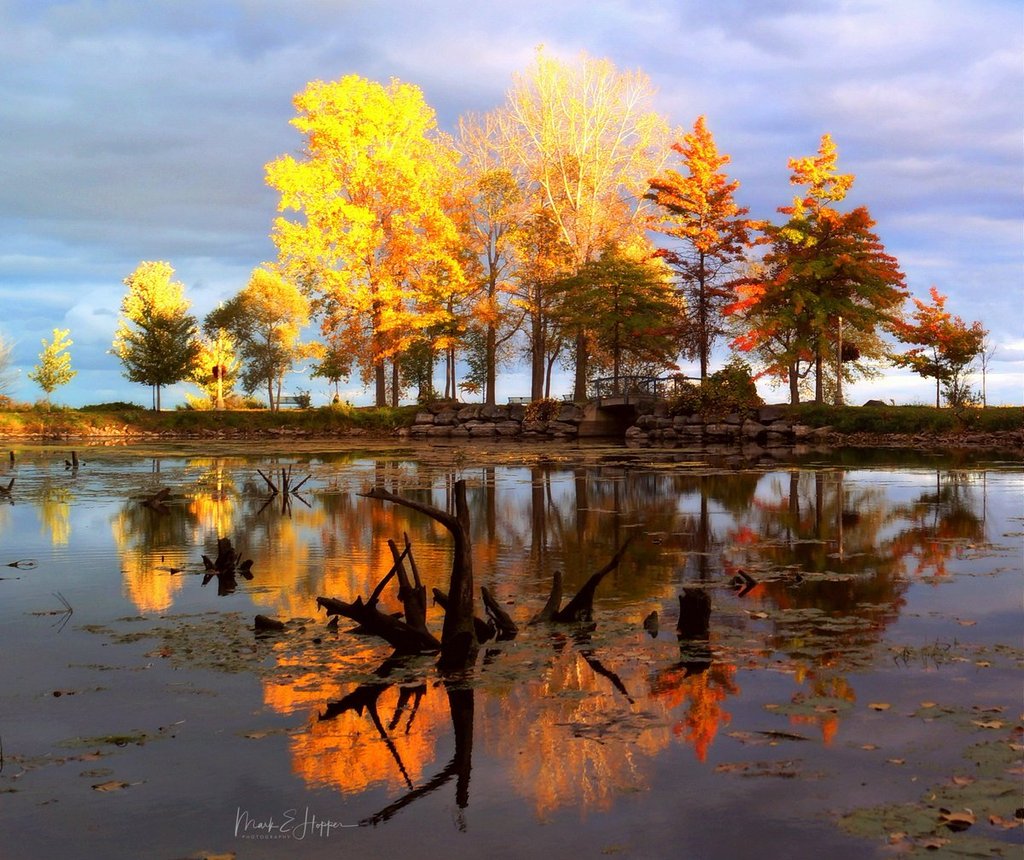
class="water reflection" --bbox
[3,449,1015,825]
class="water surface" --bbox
[0,442,1021,859]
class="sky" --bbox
[1,0,1021,408]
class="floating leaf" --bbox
[938,807,975,832]
[91,780,133,792]
[868,702,890,711]
[988,814,1022,830]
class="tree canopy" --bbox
[205,267,312,411]
[28,328,76,402]
[647,116,751,381]
[728,135,906,404]
[891,287,986,407]
[112,261,200,410]
[266,75,465,407]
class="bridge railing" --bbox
[588,375,693,401]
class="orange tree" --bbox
[891,287,986,407]
[728,135,906,404]
[647,116,751,381]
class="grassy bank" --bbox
[0,402,418,438]
[787,403,1024,435]
[0,401,1020,439]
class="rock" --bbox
[426,425,452,438]
[480,404,509,421]
[508,403,526,421]
[757,405,787,423]
[557,403,583,423]
[434,409,458,426]
[413,411,435,426]
[495,421,521,436]
[863,399,888,407]
[547,421,578,436]
[625,426,647,440]
[741,418,767,438]
[469,424,498,437]
[457,404,482,421]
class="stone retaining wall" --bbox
[399,400,827,447]
[401,401,586,440]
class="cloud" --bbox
[0,0,1020,407]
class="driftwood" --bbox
[254,614,285,633]
[315,535,442,655]
[433,588,495,644]
[532,534,637,624]
[200,537,254,596]
[141,487,171,512]
[0,478,13,496]
[480,586,518,641]
[360,481,479,673]
[257,465,312,515]
[316,595,441,655]
[731,568,758,597]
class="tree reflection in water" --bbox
[60,451,999,822]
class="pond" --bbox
[0,442,1021,859]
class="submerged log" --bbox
[141,487,171,512]
[548,534,636,624]
[480,586,518,641]
[433,588,494,644]
[360,481,479,673]
[316,595,441,654]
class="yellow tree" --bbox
[113,261,200,410]
[456,111,527,405]
[500,48,674,400]
[205,267,312,411]
[266,75,465,407]
[28,328,76,404]
[187,327,240,410]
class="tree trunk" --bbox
[814,349,823,404]
[485,322,497,406]
[391,360,399,408]
[156,384,162,412]
[374,361,387,407]
[789,363,800,405]
[573,329,588,402]
[530,307,545,401]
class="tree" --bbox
[457,112,527,405]
[28,328,76,403]
[0,331,14,400]
[205,267,311,411]
[891,287,986,408]
[310,333,352,401]
[266,75,465,407]
[647,116,752,381]
[500,48,674,400]
[188,328,240,410]
[113,261,200,410]
[550,245,681,393]
[728,135,906,404]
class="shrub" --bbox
[80,401,145,412]
[668,358,762,418]
[524,398,561,422]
